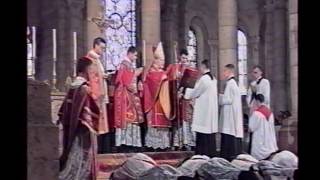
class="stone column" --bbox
[87,0,105,51]
[263,1,274,79]
[289,0,298,119]
[272,0,288,113]
[248,36,260,69]
[218,0,238,90]
[142,0,161,66]
[208,39,219,77]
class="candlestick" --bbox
[73,32,77,77]
[53,29,57,59]
[32,26,36,77]
[142,40,146,66]
[52,29,57,91]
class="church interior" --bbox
[27,0,298,179]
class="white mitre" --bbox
[153,42,165,60]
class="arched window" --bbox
[237,30,248,95]
[104,0,136,70]
[187,28,198,65]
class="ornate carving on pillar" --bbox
[88,16,115,34]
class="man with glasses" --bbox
[246,65,271,115]
[86,37,110,153]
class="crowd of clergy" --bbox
[57,37,296,180]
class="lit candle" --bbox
[52,29,57,77]
[73,32,77,77]
[32,26,36,58]
[32,26,36,77]
[53,29,57,59]
[142,40,146,66]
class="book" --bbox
[180,68,200,88]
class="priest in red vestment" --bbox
[58,57,100,180]
[143,42,173,150]
[166,49,197,150]
[85,37,109,134]
[114,46,144,150]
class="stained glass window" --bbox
[187,28,197,65]
[104,0,136,70]
[237,30,248,95]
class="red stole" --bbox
[114,61,142,129]
[143,70,171,127]
[256,105,272,120]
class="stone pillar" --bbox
[208,39,219,77]
[248,36,260,69]
[161,0,179,65]
[218,0,238,89]
[272,0,288,113]
[87,0,105,51]
[264,2,274,79]
[36,0,58,83]
[289,0,298,119]
[142,0,161,66]
[28,80,59,180]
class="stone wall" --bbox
[28,79,59,180]
[28,0,88,92]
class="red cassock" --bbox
[114,61,144,129]
[143,70,172,127]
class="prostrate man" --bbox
[219,64,244,161]
[249,94,278,160]
[167,49,196,150]
[86,37,110,152]
[247,65,271,114]
[114,46,144,151]
[183,59,218,157]
[143,42,173,150]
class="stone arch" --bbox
[238,12,261,78]
[188,16,209,66]
[183,0,218,70]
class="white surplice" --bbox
[219,77,244,138]
[247,77,270,113]
[184,72,219,134]
[249,108,278,160]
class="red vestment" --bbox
[114,59,144,129]
[166,63,197,124]
[85,51,109,134]
[143,70,172,127]
[58,79,100,179]
[256,105,272,120]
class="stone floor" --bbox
[97,151,194,179]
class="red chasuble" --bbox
[143,70,172,127]
[114,60,144,129]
